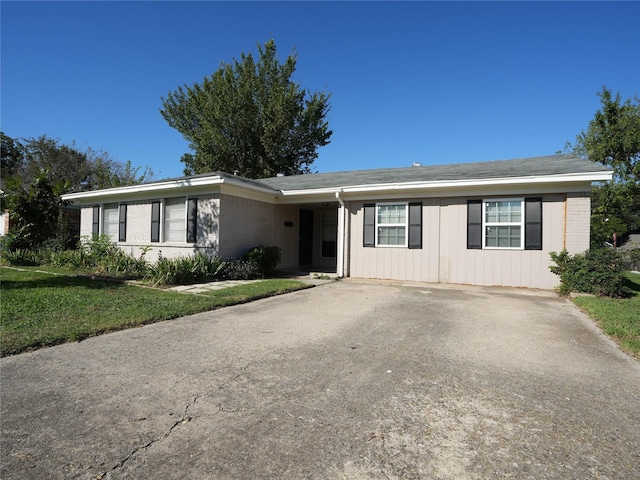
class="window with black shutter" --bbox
[118,204,127,242]
[363,204,375,247]
[467,200,482,249]
[151,201,160,243]
[408,202,422,249]
[186,198,198,243]
[92,206,100,239]
[524,198,543,250]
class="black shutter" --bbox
[363,204,375,247]
[92,206,100,239]
[187,198,198,243]
[467,200,482,249]
[524,197,543,250]
[151,201,160,243]
[118,204,127,242]
[408,202,422,249]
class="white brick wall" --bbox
[565,193,591,254]
[218,194,276,259]
[80,195,221,262]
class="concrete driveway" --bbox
[1,280,639,479]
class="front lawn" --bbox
[571,272,640,359]
[0,267,309,356]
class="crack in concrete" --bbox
[95,366,252,478]
[95,394,202,479]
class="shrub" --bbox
[49,236,148,277]
[216,258,262,280]
[549,249,631,297]
[245,245,281,276]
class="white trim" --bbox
[278,171,612,198]
[63,170,612,204]
[375,202,409,248]
[482,198,524,250]
[335,191,345,278]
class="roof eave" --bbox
[279,171,612,196]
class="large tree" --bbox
[569,87,640,245]
[160,40,332,178]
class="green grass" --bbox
[0,267,309,356]
[572,272,640,359]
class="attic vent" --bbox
[412,162,422,167]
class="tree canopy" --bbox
[160,40,332,178]
[569,87,640,244]
[1,132,154,250]
[1,132,153,193]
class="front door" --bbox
[298,209,313,266]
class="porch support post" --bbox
[335,190,346,278]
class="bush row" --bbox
[0,235,282,286]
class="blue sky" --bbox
[2,1,639,180]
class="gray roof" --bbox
[252,154,611,191]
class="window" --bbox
[484,199,522,248]
[102,204,119,242]
[467,198,542,250]
[377,203,407,246]
[363,202,422,249]
[153,197,198,243]
[164,198,186,242]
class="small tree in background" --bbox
[568,87,640,246]
[3,170,68,251]
[1,132,154,251]
[161,39,332,178]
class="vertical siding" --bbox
[348,199,439,282]
[347,194,570,289]
[218,194,276,259]
[438,195,565,289]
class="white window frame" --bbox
[102,203,119,242]
[164,197,187,243]
[482,198,524,250]
[375,202,408,247]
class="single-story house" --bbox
[61,154,612,289]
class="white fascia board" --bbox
[336,171,612,194]
[62,175,282,204]
[62,175,227,202]
[272,171,611,203]
[274,171,611,202]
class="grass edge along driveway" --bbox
[571,271,640,359]
[0,267,309,357]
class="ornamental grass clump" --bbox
[145,253,224,286]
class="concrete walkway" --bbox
[167,279,264,294]
[166,273,337,294]
[2,280,639,479]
